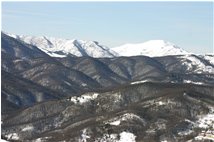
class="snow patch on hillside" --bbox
[95,131,136,142]
[105,113,145,126]
[131,80,148,85]
[33,137,51,142]
[80,128,90,142]
[193,107,214,141]
[202,55,214,66]
[22,126,34,131]
[119,132,136,142]
[68,93,99,104]
[183,80,204,85]
[5,133,19,140]
[196,112,214,129]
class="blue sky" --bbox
[2,2,213,54]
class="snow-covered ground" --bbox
[183,80,204,85]
[95,131,136,142]
[194,107,214,141]
[195,136,214,141]
[22,125,34,131]
[197,113,214,129]
[105,113,145,126]
[131,80,149,85]
[68,93,99,104]
[33,137,51,142]
[79,127,136,142]
[79,128,91,142]
[201,55,214,66]
[4,133,19,140]
[178,106,214,141]
[118,132,136,142]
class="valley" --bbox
[1,32,214,142]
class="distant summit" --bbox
[112,40,189,57]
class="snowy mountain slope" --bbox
[177,54,214,74]
[201,54,214,66]
[5,33,118,58]
[112,40,189,57]
[154,54,214,75]
[6,31,213,59]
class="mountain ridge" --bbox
[4,32,117,58]
[112,40,190,57]
[5,32,193,58]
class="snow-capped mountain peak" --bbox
[4,32,191,58]
[112,40,189,57]
[5,32,117,58]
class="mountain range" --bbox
[1,32,214,142]
[5,32,195,58]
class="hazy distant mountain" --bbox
[112,40,189,57]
